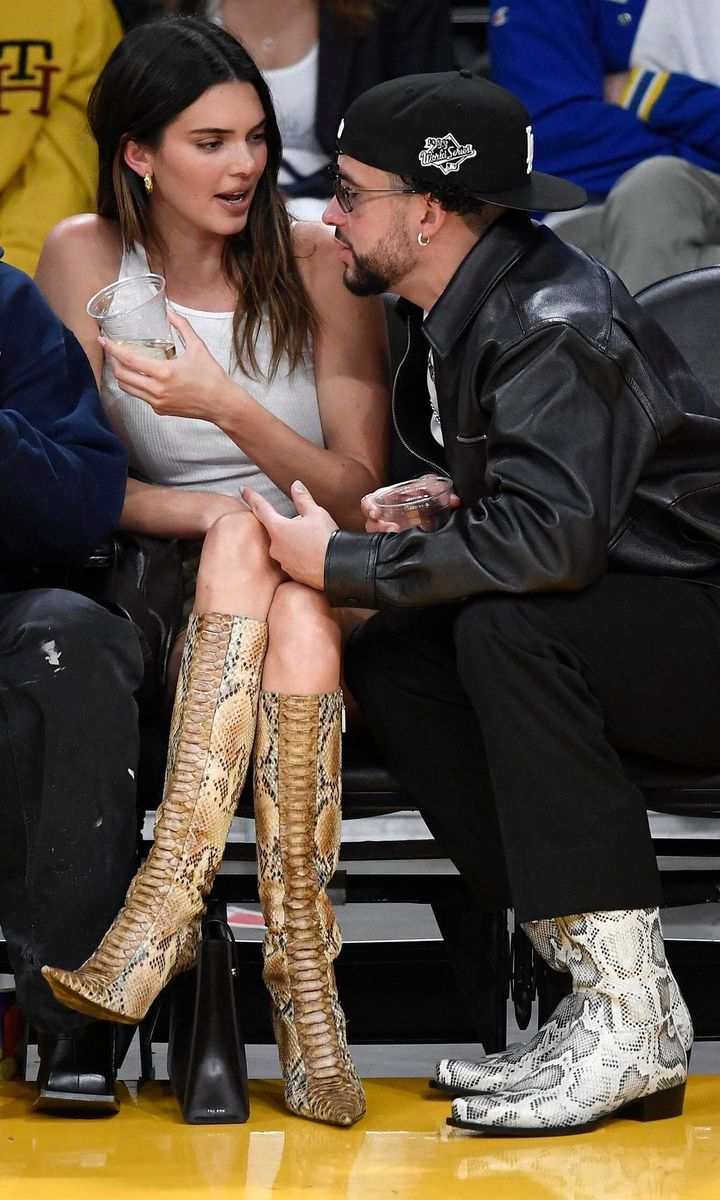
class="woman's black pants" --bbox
[0,589,144,1032]
[345,574,720,922]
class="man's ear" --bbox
[418,196,448,241]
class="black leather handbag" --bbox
[166,909,250,1125]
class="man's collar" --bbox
[423,212,534,360]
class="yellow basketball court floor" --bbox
[1,1076,719,1199]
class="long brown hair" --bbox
[88,15,315,380]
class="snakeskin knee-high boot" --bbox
[253,689,365,1127]
[42,612,268,1025]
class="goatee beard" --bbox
[342,254,389,297]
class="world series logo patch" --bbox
[418,133,477,175]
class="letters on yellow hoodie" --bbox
[0,0,121,276]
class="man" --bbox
[243,70,720,1136]
[488,0,720,292]
[0,252,144,1113]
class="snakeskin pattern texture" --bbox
[254,689,366,1127]
[435,915,693,1095]
[449,908,690,1135]
[42,612,268,1024]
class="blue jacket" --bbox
[0,257,128,564]
[488,0,720,198]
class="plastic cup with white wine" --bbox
[86,274,176,360]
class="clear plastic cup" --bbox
[369,473,453,531]
[86,273,176,360]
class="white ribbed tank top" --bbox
[100,243,323,517]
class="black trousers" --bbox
[0,589,145,1032]
[345,574,720,923]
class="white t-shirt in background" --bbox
[631,0,720,86]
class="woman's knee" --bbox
[267,581,340,657]
[197,510,282,592]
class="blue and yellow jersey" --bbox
[489,0,720,200]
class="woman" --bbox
[35,16,390,1127]
[180,0,455,217]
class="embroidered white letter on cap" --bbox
[526,125,534,174]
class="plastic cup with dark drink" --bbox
[368,473,454,531]
[86,273,176,360]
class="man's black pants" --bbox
[345,574,720,922]
[0,589,145,1032]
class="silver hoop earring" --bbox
[417,231,429,247]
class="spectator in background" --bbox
[180,0,455,219]
[489,0,720,293]
[631,0,720,87]
[0,252,144,1115]
[0,1,121,276]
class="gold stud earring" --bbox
[143,173,153,195]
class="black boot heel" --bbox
[33,1022,120,1117]
[622,1080,686,1123]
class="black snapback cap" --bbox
[337,70,587,213]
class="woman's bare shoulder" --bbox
[37,214,123,293]
[292,219,338,274]
[36,215,124,345]
[292,219,351,310]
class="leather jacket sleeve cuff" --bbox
[324,529,382,608]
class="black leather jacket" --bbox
[326,213,720,608]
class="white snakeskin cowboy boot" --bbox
[253,689,366,1127]
[42,612,268,1024]
[448,908,690,1135]
[433,919,572,1095]
[434,914,693,1096]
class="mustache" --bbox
[334,229,352,250]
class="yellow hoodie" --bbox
[0,0,121,276]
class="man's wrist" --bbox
[324,529,381,608]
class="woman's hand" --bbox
[101,308,243,424]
